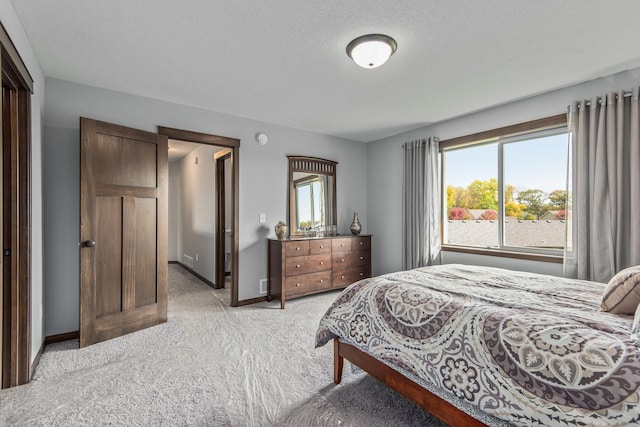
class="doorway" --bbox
[215,149,232,291]
[158,127,240,307]
[1,23,34,388]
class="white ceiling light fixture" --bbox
[346,34,397,69]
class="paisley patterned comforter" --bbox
[315,264,640,426]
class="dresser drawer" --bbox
[286,271,332,295]
[284,240,309,257]
[309,239,331,254]
[285,254,332,276]
[332,238,352,252]
[332,250,370,268]
[352,236,370,251]
[332,266,371,288]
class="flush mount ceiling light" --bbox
[346,34,397,68]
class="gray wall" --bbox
[42,78,367,335]
[42,126,80,336]
[367,68,640,278]
[2,0,46,362]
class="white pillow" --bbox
[600,266,640,314]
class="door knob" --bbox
[82,240,96,248]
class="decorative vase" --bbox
[275,221,288,240]
[350,212,362,236]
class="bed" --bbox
[315,264,640,426]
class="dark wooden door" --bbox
[80,118,168,348]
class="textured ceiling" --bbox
[11,0,640,142]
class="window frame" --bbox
[439,114,567,262]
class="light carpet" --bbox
[0,264,446,426]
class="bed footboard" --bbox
[332,338,487,427]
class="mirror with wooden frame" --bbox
[288,156,338,238]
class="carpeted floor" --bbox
[0,264,446,426]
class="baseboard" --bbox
[44,330,80,346]
[175,262,216,288]
[172,261,259,304]
[32,331,80,378]
[237,296,268,306]
[30,341,45,380]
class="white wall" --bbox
[168,162,180,261]
[177,145,218,283]
[367,68,640,277]
[1,1,46,363]
[42,78,368,335]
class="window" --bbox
[442,116,568,255]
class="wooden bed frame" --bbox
[333,338,487,427]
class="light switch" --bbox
[259,213,266,223]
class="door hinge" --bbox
[3,248,10,256]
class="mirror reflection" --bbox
[288,156,337,237]
[293,172,334,231]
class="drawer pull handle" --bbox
[296,247,300,251]
[360,272,364,276]
[319,245,324,248]
[320,279,324,283]
[360,256,364,260]
[340,243,344,247]
[296,283,300,287]
[360,241,363,245]
[340,258,345,262]
[296,264,301,268]
[341,275,345,279]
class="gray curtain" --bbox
[402,137,441,270]
[564,87,640,282]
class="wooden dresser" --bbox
[267,235,372,309]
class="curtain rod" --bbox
[402,137,439,149]
[575,90,634,107]
[404,90,634,148]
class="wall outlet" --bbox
[259,279,268,295]
[195,253,199,262]
[259,213,266,224]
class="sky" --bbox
[444,133,568,195]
